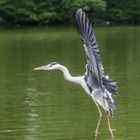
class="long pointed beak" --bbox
[33,66,46,70]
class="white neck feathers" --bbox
[58,65,83,84]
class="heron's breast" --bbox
[81,80,92,96]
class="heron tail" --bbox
[104,92,116,117]
[102,76,118,95]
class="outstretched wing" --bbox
[75,9,104,92]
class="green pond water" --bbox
[0,26,140,140]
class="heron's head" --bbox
[34,62,61,71]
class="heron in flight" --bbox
[34,9,118,140]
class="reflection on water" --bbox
[0,26,140,140]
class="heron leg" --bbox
[106,112,115,139]
[94,103,102,140]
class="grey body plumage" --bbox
[34,8,118,140]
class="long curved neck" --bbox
[58,65,83,84]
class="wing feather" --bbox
[75,9,104,91]
[75,9,118,95]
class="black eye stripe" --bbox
[50,62,58,66]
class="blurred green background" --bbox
[0,26,140,140]
[0,1,140,140]
[0,0,139,26]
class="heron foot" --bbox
[109,128,116,139]
[94,130,100,140]
[95,130,100,135]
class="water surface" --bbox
[0,26,140,140]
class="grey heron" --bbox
[34,9,118,140]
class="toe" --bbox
[111,129,116,132]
